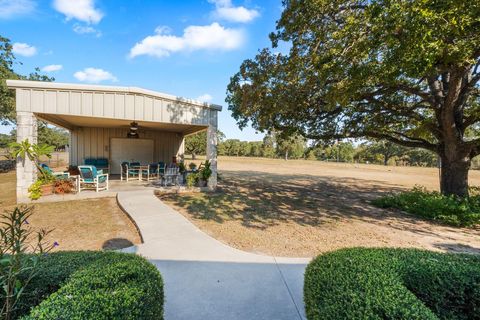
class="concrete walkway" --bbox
[117,190,310,320]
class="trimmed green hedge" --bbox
[14,251,163,320]
[304,248,480,320]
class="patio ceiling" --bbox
[37,113,208,135]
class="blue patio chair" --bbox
[78,165,109,192]
[84,158,96,166]
[96,158,110,173]
[120,162,141,181]
[40,163,70,178]
[158,162,166,175]
[148,163,159,180]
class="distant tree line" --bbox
[185,131,450,167]
[0,123,69,150]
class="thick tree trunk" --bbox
[439,152,470,197]
[192,153,197,160]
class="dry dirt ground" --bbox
[0,171,141,251]
[161,157,480,257]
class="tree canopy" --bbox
[227,0,480,196]
[0,36,68,149]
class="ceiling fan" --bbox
[127,121,139,139]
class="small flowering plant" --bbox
[0,206,56,320]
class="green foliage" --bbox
[0,133,13,149]
[10,139,54,184]
[9,251,164,320]
[188,162,197,171]
[199,160,212,181]
[178,162,186,174]
[186,172,199,188]
[226,0,480,196]
[0,37,54,125]
[185,130,224,159]
[185,131,206,160]
[304,248,480,320]
[276,134,306,160]
[22,252,163,320]
[27,182,42,201]
[37,123,69,149]
[372,187,480,227]
[0,206,54,320]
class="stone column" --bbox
[16,111,37,202]
[206,110,218,190]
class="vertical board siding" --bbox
[45,91,57,113]
[70,127,184,165]
[93,93,104,117]
[17,89,31,111]
[82,92,93,115]
[21,88,213,126]
[31,90,44,112]
[104,93,115,118]
[125,94,135,119]
[114,94,125,118]
[134,95,144,120]
[144,97,153,121]
[70,92,82,115]
[57,91,69,114]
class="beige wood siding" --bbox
[15,88,212,126]
[70,127,184,166]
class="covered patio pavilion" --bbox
[7,80,221,202]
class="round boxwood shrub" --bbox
[12,251,163,320]
[304,248,480,320]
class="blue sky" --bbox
[0,0,283,140]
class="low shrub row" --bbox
[13,251,163,319]
[304,248,480,320]
[372,186,480,227]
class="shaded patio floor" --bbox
[28,175,192,203]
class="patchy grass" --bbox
[159,158,480,257]
[373,186,480,227]
[0,171,140,251]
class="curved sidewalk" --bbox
[117,190,310,320]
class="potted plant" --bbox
[54,178,75,194]
[10,139,55,199]
[198,160,212,187]
[178,162,187,184]
[186,172,199,188]
[188,162,197,172]
[68,165,80,176]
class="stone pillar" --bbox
[206,110,218,190]
[16,111,37,202]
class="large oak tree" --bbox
[226,0,480,197]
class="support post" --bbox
[206,110,218,190]
[16,111,37,202]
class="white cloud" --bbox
[129,22,245,58]
[12,42,37,57]
[73,23,102,37]
[196,94,213,102]
[73,67,117,83]
[53,0,103,24]
[209,0,259,23]
[41,64,63,72]
[0,0,35,19]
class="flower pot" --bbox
[198,179,207,187]
[40,183,54,196]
